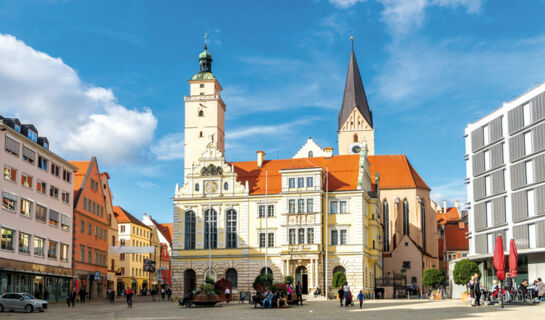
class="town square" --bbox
[1,0,545,319]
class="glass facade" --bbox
[0,271,70,302]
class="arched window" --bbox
[204,209,218,249]
[353,134,358,142]
[226,268,238,289]
[224,182,228,191]
[308,151,313,158]
[383,200,390,252]
[420,201,426,251]
[260,267,273,276]
[333,266,346,276]
[403,199,410,235]
[184,210,196,249]
[198,110,204,117]
[195,183,200,192]
[226,209,237,248]
[204,269,217,281]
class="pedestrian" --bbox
[296,281,303,306]
[338,286,344,307]
[537,278,545,301]
[357,290,365,309]
[66,291,71,308]
[70,287,77,307]
[167,287,172,301]
[125,286,134,308]
[79,288,86,303]
[471,274,481,306]
[343,282,350,307]
[239,291,246,303]
[225,287,231,303]
[152,287,157,301]
[287,283,293,303]
[161,286,166,301]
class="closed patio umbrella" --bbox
[493,235,505,308]
[509,239,518,278]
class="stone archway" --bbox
[184,269,196,293]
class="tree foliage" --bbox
[422,268,444,288]
[332,271,347,288]
[284,275,294,285]
[253,274,274,291]
[453,259,481,286]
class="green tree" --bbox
[422,268,444,288]
[453,259,481,286]
[284,275,294,285]
[332,271,347,288]
[253,274,274,290]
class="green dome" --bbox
[191,72,215,81]
[199,50,212,60]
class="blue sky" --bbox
[1,0,545,223]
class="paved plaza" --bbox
[0,297,544,320]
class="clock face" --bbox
[348,142,362,154]
[204,180,218,194]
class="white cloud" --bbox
[136,181,160,189]
[329,0,367,8]
[430,179,467,205]
[0,33,158,165]
[228,118,316,140]
[151,132,185,161]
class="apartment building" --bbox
[465,83,545,288]
[100,172,120,295]
[0,116,76,302]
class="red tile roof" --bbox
[158,223,173,245]
[444,223,469,251]
[113,206,150,229]
[70,161,91,197]
[437,207,461,226]
[230,154,430,195]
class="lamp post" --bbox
[324,167,329,299]
[208,194,212,277]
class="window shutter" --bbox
[472,152,485,176]
[475,234,487,254]
[474,203,487,231]
[531,91,545,123]
[473,177,485,201]
[490,143,504,169]
[536,185,545,216]
[532,122,545,153]
[511,190,528,221]
[22,146,36,161]
[508,105,524,134]
[492,196,506,226]
[472,127,484,152]
[534,154,545,183]
[513,224,529,249]
[509,133,525,162]
[490,116,503,142]
[510,162,526,190]
[536,220,545,247]
[5,136,20,155]
[49,209,59,222]
[492,169,505,195]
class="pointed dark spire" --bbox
[338,39,373,130]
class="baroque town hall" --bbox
[171,41,438,298]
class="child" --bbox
[357,290,365,309]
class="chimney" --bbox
[324,147,333,158]
[454,201,459,210]
[257,150,265,167]
[458,221,465,229]
[443,200,447,213]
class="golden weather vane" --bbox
[204,32,208,49]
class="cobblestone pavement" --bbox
[1,297,544,320]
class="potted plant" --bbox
[193,276,221,306]
[453,259,481,303]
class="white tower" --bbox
[183,39,226,177]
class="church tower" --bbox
[338,38,375,155]
[183,40,226,177]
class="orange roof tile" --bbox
[113,206,150,229]
[444,223,469,251]
[158,223,173,245]
[437,207,461,226]
[369,155,430,190]
[70,161,91,195]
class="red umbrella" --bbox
[493,235,505,281]
[509,239,518,278]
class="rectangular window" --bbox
[529,224,536,249]
[288,178,295,188]
[61,191,70,204]
[120,239,125,246]
[5,136,20,156]
[268,233,274,247]
[340,201,348,213]
[525,161,534,184]
[36,180,46,194]
[3,165,16,182]
[524,131,533,155]
[80,246,85,262]
[27,130,37,142]
[120,253,125,261]
[48,209,59,226]
[88,248,92,264]
[49,185,59,199]
[22,146,35,164]
[83,198,87,211]
[2,192,17,212]
[523,103,531,126]
[80,220,85,232]
[34,237,45,256]
[298,199,304,213]
[402,261,411,269]
[483,124,490,145]
[307,199,314,213]
[486,201,492,227]
[259,233,266,248]
[268,205,274,217]
[20,198,33,217]
[18,232,30,254]
[120,225,125,233]
[95,226,98,237]
[306,177,313,187]
[340,230,347,245]
[21,173,33,189]
[35,204,47,222]
[61,215,70,231]
[527,189,535,217]
[289,229,296,245]
[38,156,48,171]
[487,233,494,254]
[48,240,57,259]
[62,170,71,183]
[484,150,490,171]
[307,228,314,244]
[289,199,296,213]
[258,205,266,218]
[297,177,304,188]
[331,230,338,245]
[298,228,305,244]
[485,175,491,196]
[330,201,338,214]
[50,163,60,177]
[60,243,69,261]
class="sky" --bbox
[1,0,545,223]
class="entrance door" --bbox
[184,269,196,292]
[295,266,308,294]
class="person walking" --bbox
[343,282,350,307]
[225,287,231,303]
[473,274,481,306]
[357,290,365,309]
[79,288,86,303]
[296,281,303,306]
[167,287,172,301]
[338,286,344,307]
[537,278,545,301]
[125,286,134,308]
[161,286,166,301]
[70,287,77,307]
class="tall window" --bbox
[288,200,295,213]
[204,209,217,249]
[185,210,196,249]
[259,233,266,248]
[298,199,304,213]
[289,229,296,244]
[48,240,58,259]
[307,228,314,244]
[298,228,305,244]
[267,205,274,217]
[308,151,313,158]
[268,233,274,247]
[420,201,426,251]
[18,232,30,254]
[288,178,295,188]
[383,200,390,252]
[307,199,314,213]
[226,209,237,248]
[403,199,410,235]
[331,230,338,245]
[258,205,266,218]
[330,201,338,214]
[306,177,313,187]
[297,177,304,188]
[34,237,45,256]
[226,268,238,289]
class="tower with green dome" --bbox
[191,41,216,81]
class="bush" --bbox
[253,274,274,291]
[453,259,481,286]
[198,283,216,295]
[205,276,215,285]
[284,275,294,285]
[332,271,346,288]
[271,282,288,294]
[422,268,444,289]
